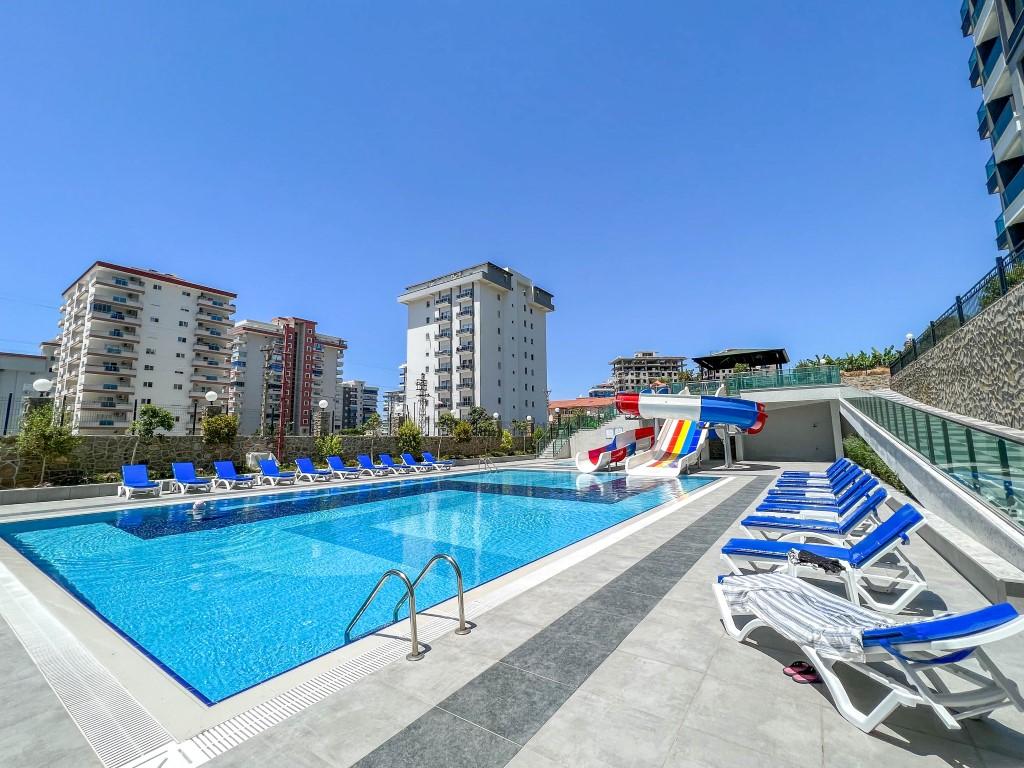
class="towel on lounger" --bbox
[719,572,896,661]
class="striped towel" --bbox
[719,572,896,661]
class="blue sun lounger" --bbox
[721,504,927,613]
[295,457,332,483]
[171,462,213,494]
[356,454,390,476]
[740,488,888,544]
[258,458,296,486]
[213,461,256,490]
[378,454,411,474]
[400,453,433,472]
[118,464,162,499]
[326,455,361,479]
[770,464,863,493]
[757,475,879,517]
[778,458,851,480]
[422,451,453,470]
[715,572,1024,733]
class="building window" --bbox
[182,290,191,296]
[146,348,156,355]
[173,383,183,390]
[150,317,159,322]
[152,284,162,290]
[143,381,153,388]
[144,364,154,371]
[179,321,188,327]
[178,336,187,343]
[176,352,185,358]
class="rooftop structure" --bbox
[692,347,789,380]
[398,262,553,432]
[52,261,237,435]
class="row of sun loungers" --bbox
[715,457,1024,733]
[117,452,456,497]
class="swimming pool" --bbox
[0,469,716,704]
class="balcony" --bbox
[193,358,223,370]
[456,290,474,303]
[1002,165,1024,217]
[962,0,974,36]
[93,293,143,310]
[435,294,451,305]
[197,312,233,327]
[988,156,999,194]
[190,373,223,383]
[978,101,991,140]
[970,48,982,88]
[996,213,1010,250]
[196,326,224,339]
[77,418,130,430]
[83,364,134,376]
[88,310,141,327]
[457,325,474,336]
[90,346,138,360]
[456,343,474,354]
[437,383,451,392]
[197,296,236,313]
[436,345,452,357]
[81,383,134,395]
[435,400,452,409]
[992,99,1016,148]
[79,400,132,411]
[91,275,145,293]
[982,38,1005,96]
[435,310,452,322]
[457,362,473,371]
[437,329,452,339]
[436,365,452,374]
[457,379,474,390]
[194,341,227,354]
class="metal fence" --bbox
[890,251,1024,375]
[668,366,841,396]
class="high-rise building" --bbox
[398,263,554,432]
[964,1,1024,253]
[229,318,346,435]
[609,351,688,392]
[340,380,379,429]
[0,352,48,435]
[39,339,60,377]
[53,262,237,435]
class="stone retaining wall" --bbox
[0,434,521,488]
[891,281,1024,430]
[840,368,891,392]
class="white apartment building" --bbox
[382,363,407,433]
[609,351,688,392]
[340,380,379,429]
[229,318,346,435]
[399,263,554,432]
[53,262,237,435]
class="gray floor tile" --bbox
[551,601,648,648]
[663,726,793,768]
[439,662,574,745]
[351,707,520,768]
[577,649,704,721]
[501,627,616,687]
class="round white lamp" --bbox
[318,399,329,410]
[32,378,53,395]
[905,333,914,343]
[492,412,500,420]
[204,390,218,403]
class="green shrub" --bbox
[201,413,239,445]
[499,429,515,455]
[843,435,907,492]
[396,420,423,455]
[315,433,345,461]
[452,421,472,442]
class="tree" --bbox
[732,363,751,373]
[17,402,81,486]
[510,419,528,436]
[437,412,459,436]
[363,412,382,459]
[130,404,175,437]
[499,429,515,455]
[452,420,472,442]
[465,407,495,436]
[201,413,238,445]
[315,433,345,461]
[396,420,423,455]
[794,347,900,372]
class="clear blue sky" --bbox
[0,2,997,398]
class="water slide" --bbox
[615,392,767,477]
[574,426,656,473]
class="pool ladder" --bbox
[344,553,471,661]
[478,457,497,472]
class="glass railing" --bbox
[844,392,1024,527]
[992,99,1015,143]
[970,48,981,85]
[983,38,1004,81]
[963,0,975,35]
[1003,165,1024,208]
[725,365,841,393]
[973,0,987,23]
[987,156,999,193]
[978,101,991,138]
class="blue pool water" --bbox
[0,469,716,704]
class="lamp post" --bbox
[32,378,55,426]
[554,407,561,435]
[492,411,500,435]
[525,414,533,453]
[315,399,329,437]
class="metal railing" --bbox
[890,252,1024,374]
[392,554,470,635]
[844,392,1024,527]
[667,366,841,396]
[345,569,424,660]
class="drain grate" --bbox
[0,563,174,768]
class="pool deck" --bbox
[2,461,1023,767]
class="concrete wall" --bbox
[840,368,891,392]
[740,401,840,462]
[891,281,1024,429]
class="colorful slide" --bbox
[575,426,656,473]
[616,392,767,477]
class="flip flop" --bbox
[783,661,813,677]
[791,671,823,685]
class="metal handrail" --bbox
[478,456,496,471]
[345,569,424,661]
[392,553,471,636]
